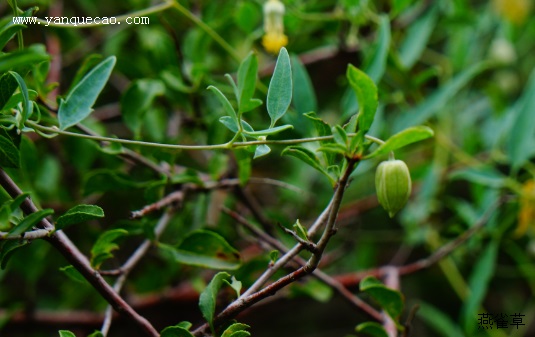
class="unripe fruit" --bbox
[375,159,412,218]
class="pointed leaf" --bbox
[0,239,29,269]
[237,52,258,113]
[87,331,104,337]
[90,229,128,268]
[8,71,31,128]
[58,56,116,130]
[282,146,334,184]
[254,144,271,159]
[267,47,292,127]
[209,85,238,128]
[59,265,87,284]
[365,126,434,159]
[224,276,242,298]
[161,230,241,270]
[243,124,293,137]
[222,323,250,337]
[199,272,231,332]
[219,116,254,134]
[161,326,195,337]
[56,204,104,230]
[9,209,54,236]
[346,65,378,134]
[58,331,76,337]
[355,322,389,337]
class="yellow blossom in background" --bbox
[262,0,288,54]
[493,0,532,24]
[516,180,535,237]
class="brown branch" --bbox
[192,157,360,336]
[0,168,159,337]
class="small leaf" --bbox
[237,52,258,113]
[0,45,49,74]
[360,276,404,320]
[56,204,104,230]
[254,144,271,159]
[90,229,128,269]
[291,55,317,114]
[332,125,348,146]
[282,146,334,185]
[222,323,250,337]
[292,219,308,241]
[243,124,293,137]
[224,276,242,298]
[365,126,434,159]
[209,85,239,129]
[161,230,241,270]
[58,331,76,337]
[267,47,292,127]
[121,79,165,135]
[87,331,104,337]
[59,265,87,284]
[355,322,388,337]
[68,54,104,93]
[9,209,54,236]
[199,272,231,333]
[304,112,331,137]
[161,326,195,337]
[0,23,26,50]
[9,192,30,212]
[346,65,378,134]
[0,239,29,269]
[269,250,279,263]
[219,116,254,134]
[8,71,31,128]
[58,56,116,130]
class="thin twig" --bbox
[277,222,318,253]
[0,228,52,240]
[101,209,175,336]
[0,169,159,337]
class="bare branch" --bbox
[0,228,52,240]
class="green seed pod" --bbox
[375,159,412,218]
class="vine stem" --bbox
[26,121,383,151]
[0,169,159,337]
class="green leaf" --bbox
[332,125,348,146]
[0,45,49,74]
[161,230,241,270]
[269,250,279,263]
[507,68,535,171]
[364,126,434,159]
[346,65,378,134]
[8,71,31,128]
[291,55,317,114]
[304,112,331,137]
[461,240,499,334]
[222,323,250,337]
[243,124,293,137]
[90,229,128,269]
[365,15,391,83]
[229,332,250,337]
[224,276,242,298]
[219,116,254,134]
[282,146,334,185]
[267,47,292,127]
[417,302,464,337]
[59,265,88,284]
[360,276,404,320]
[0,72,18,109]
[87,331,104,337]
[292,219,308,241]
[237,52,258,113]
[0,23,26,50]
[121,79,165,135]
[56,204,104,230]
[58,331,76,337]
[9,209,53,236]
[209,85,239,129]
[355,322,388,337]
[448,166,506,188]
[254,144,271,159]
[0,131,20,168]
[199,271,231,333]
[399,6,438,68]
[0,239,29,269]
[394,62,490,131]
[68,54,103,93]
[58,56,116,130]
[161,326,195,337]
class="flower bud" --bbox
[262,0,288,54]
[375,159,412,218]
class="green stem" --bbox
[35,1,173,28]
[27,120,384,151]
[170,1,241,62]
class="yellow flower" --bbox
[262,0,288,54]
[493,0,532,25]
[516,180,535,237]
